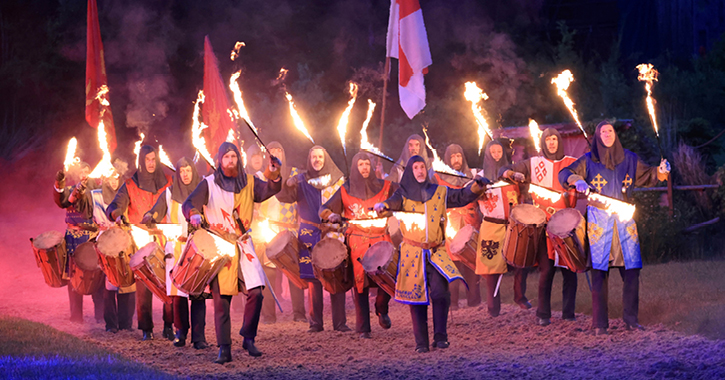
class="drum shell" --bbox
[311,238,353,294]
[502,206,547,268]
[171,232,231,296]
[266,230,307,290]
[95,227,136,288]
[132,242,171,304]
[547,209,590,273]
[448,225,478,271]
[30,231,68,288]
[361,241,399,298]
[69,242,104,295]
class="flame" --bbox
[445,212,458,238]
[336,82,358,156]
[154,224,183,242]
[158,145,175,171]
[133,132,146,169]
[229,71,260,141]
[551,70,587,139]
[64,137,80,172]
[190,90,216,169]
[88,86,115,178]
[285,92,315,144]
[359,99,393,161]
[226,128,236,143]
[394,212,426,231]
[529,119,542,153]
[209,231,237,258]
[422,127,466,177]
[489,180,511,188]
[349,218,388,229]
[307,174,331,187]
[587,193,636,222]
[636,63,659,137]
[129,225,154,248]
[255,219,277,244]
[528,183,562,202]
[230,41,245,61]
[463,82,492,155]
[277,68,289,82]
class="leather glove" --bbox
[190,214,203,228]
[511,172,525,182]
[658,159,671,174]
[114,214,128,225]
[141,213,154,226]
[56,170,65,183]
[373,203,387,213]
[574,180,590,194]
[328,213,342,223]
[270,155,282,171]
[286,174,302,187]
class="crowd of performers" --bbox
[47,120,671,363]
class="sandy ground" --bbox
[2,157,724,379]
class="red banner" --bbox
[85,0,117,152]
[202,35,236,154]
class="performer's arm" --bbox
[379,189,404,212]
[635,157,668,187]
[446,185,481,208]
[144,191,168,223]
[253,176,282,203]
[182,180,209,220]
[501,159,530,183]
[106,183,130,221]
[319,187,343,220]
[558,156,588,189]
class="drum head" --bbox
[96,227,133,258]
[450,225,476,254]
[33,230,64,250]
[190,229,235,259]
[361,241,394,272]
[547,208,584,237]
[266,230,296,260]
[73,242,99,271]
[510,204,547,225]
[131,242,161,268]
[311,238,348,269]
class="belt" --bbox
[67,223,99,232]
[299,218,321,229]
[402,237,442,250]
[483,216,508,225]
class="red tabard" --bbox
[124,175,172,224]
[341,181,393,293]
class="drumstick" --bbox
[493,273,503,298]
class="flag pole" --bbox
[378,56,391,150]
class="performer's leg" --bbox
[210,278,232,346]
[536,257,556,320]
[190,298,207,344]
[461,264,482,307]
[449,264,462,310]
[352,287,371,333]
[590,269,610,329]
[136,282,154,333]
[620,267,640,327]
[428,264,451,346]
[290,279,307,322]
[118,291,135,330]
[103,288,118,331]
[68,284,83,322]
[409,304,429,351]
[513,267,530,307]
[484,274,501,317]
[162,301,174,339]
[260,266,277,324]
[561,268,578,320]
[308,280,324,331]
[330,290,349,331]
[239,287,264,339]
[374,288,391,316]
[92,283,104,323]
[173,296,190,339]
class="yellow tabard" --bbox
[395,185,463,305]
[475,220,508,275]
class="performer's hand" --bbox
[574,179,590,194]
[373,202,387,213]
[55,170,65,183]
[286,174,301,187]
[474,176,491,188]
[328,213,342,223]
[511,172,525,182]
[190,214,203,228]
[269,155,281,171]
[141,213,154,226]
[114,214,128,225]
[659,159,671,174]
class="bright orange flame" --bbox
[348,217,387,229]
[230,41,245,61]
[528,183,562,202]
[190,90,215,169]
[394,212,426,231]
[133,132,145,169]
[89,86,115,178]
[155,224,183,241]
[463,82,492,155]
[445,212,458,238]
[256,219,277,243]
[336,82,358,156]
[636,63,659,137]
[129,225,153,248]
[229,70,259,141]
[551,70,587,139]
[158,145,175,171]
[285,92,315,144]
[529,119,542,153]
[422,127,466,177]
[359,99,393,161]
[307,174,331,188]
[588,193,635,221]
[64,137,80,172]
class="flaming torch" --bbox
[336,82,358,157]
[228,70,267,152]
[190,90,216,170]
[88,86,116,178]
[158,145,175,171]
[551,70,588,140]
[64,137,80,172]
[285,92,315,144]
[529,119,543,153]
[636,63,662,155]
[422,127,467,178]
[360,99,394,162]
[463,82,493,156]
[133,132,145,169]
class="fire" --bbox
[348,217,387,229]
[529,119,542,153]
[445,212,458,238]
[285,92,315,144]
[226,128,236,143]
[587,193,635,222]
[394,212,426,231]
[307,174,331,188]
[88,86,115,178]
[463,81,492,155]
[422,127,466,177]
[190,90,215,169]
[133,132,145,169]
[551,70,588,139]
[129,225,154,248]
[359,99,393,161]
[336,82,358,156]
[528,183,563,202]
[209,231,237,258]
[154,224,183,242]
[255,219,277,244]
[230,41,245,61]
[64,137,80,172]
[229,70,260,142]
[489,180,511,189]
[636,63,659,137]
[158,145,175,171]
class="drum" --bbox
[266,230,307,290]
[387,217,403,248]
[311,237,353,294]
[547,208,589,272]
[171,229,232,296]
[131,242,171,304]
[360,241,398,297]
[502,204,547,268]
[448,225,478,271]
[69,242,105,295]
[95,226,136,288]
[30,231,68,288]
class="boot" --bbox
[172,331,186,347]
[142,330,154,341]
[242,338,262,357]
[214,344,232,364]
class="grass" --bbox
[0,317,177,380]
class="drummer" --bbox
[283,146,351,333]
[430,144,482,310]
[319,151,397,339]
[142,157,208,349]
[107,145,173,341]
[183,142,281,363]
[53,162,104,324]
[373,155,486,353]
[90,159,136,333]
[502,128,579,326]
[559,120,670,335]
[475,140,530,317]
[386,134,431,183]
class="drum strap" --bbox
[402,237,442,250]
[483,216,508,225]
